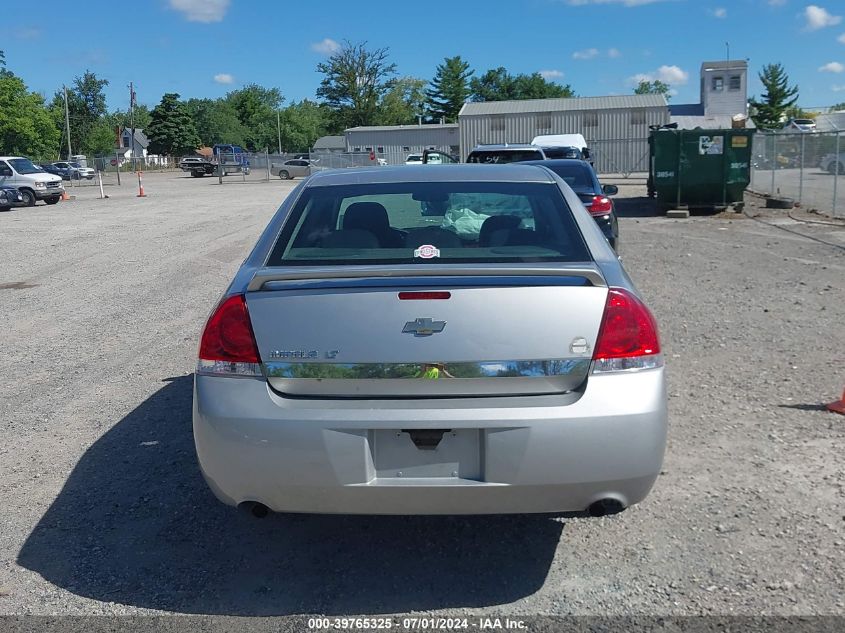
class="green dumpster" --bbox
[648,128,753,211]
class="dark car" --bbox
[39,163,70,179]
[525,159,619,250]
[0,185,25,211]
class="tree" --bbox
[316,41,397,128]
[634,80,671,100]
[109,104,152,131]
[53,71,110,155]
[147,93,201,156]
[278,100,332,152]
[749,63,799,130]
[376,77,427,126]
[426,56,474,122]
[831,102,845,113]
[0,71,61,158]
[225,84,284,150]
[469,67,574,102]
[185,98,246,147]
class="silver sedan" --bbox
[193,164,667,516]
[270,159,322,180]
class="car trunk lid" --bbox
[245,265,607,398]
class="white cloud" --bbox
[540,69,565,79]
[566,0,670,6]
[213,73,234,84]
[311,38,341,55]
[838,32,845,43]
[573,48,600,60]
[712,7,727,18]
[629,64,690,86]
[608,48,621,58]
[832,84,845,92]
[819,61,845,73]
[168,0,230,23]
[804,5,841,31]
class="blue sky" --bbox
[3,0,845,111]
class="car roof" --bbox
[0,156,27,161]
[468,144,539,151]
[523,159,594,169]
[305,164,557,186]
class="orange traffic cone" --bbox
[137,171,147,198]
[61,189,70,201]
[827,387,845,415]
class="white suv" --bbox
[0,156,64,206]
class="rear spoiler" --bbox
[247,264,606,291]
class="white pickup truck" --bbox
[0,156,64,206]
[818,152,845,175]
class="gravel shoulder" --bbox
[0,171,843,616]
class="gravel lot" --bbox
[1,170,844,618]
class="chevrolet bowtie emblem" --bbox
[402,318,446,337]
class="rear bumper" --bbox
[193,369,667,515]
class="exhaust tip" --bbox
[239,501,270,518]
[587,498,625,517]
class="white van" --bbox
[531,134,593,165]
[0,156,64,206]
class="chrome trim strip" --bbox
[264,359,590,380]
[247,264,605,291]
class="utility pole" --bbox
[62,85,73,160]
[129,82,136,167]
[276,110,282,155]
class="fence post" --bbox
[834,131,840,217]
[266,149,271,182]
[771,134,776,195]
[799,133,805,205]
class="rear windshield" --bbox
[466,150,544,164]
[267,181,590,266]
[541,165,597,192]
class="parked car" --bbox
[0,156,64,206]
[524,159,619,250]
[0,185,25,211]
[38,163,68,179]
[404,153,424,165]
[466,144,546,163]
[532,134,593,165]
[783,119,816,133]
[193,164,667,517]
[53,161,94,180]
[270,159,322,180]
[819,152,845,175]
[541,146,583,160]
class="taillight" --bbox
[197,294,262,377]
[588,195,613,216]
[592,288,662,373]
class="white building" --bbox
[670,60,753,129]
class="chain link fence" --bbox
[587,137,650,177]
[749,131,845,217]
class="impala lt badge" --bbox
[403,318,446,337]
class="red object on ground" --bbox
[827,388,845,415]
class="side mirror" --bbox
[602,184,618,196]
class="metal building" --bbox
[344,124,460,165]
[458,95,670,174]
